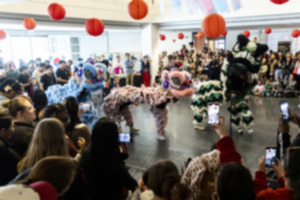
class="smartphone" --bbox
[118,133,131,143]
[208,103,220,125]
[80,103,92,112]
[280,101,289,120]
[265,147,276,167]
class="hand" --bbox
[258,156,266,172]
[77,137,86,153]
[212,116,228,138]
[272,158,284,178]
[289,109,300,126]
[279,117,289,133]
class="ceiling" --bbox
[0,0,299,30]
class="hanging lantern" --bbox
[196,32,204,39]
[48,3,66,21]
[202,13,226,38]
[159,34,166,41]
[291,30,300,38]
[85,18,105,37]
[173,39,176,43]
[243,30,250,37]
[23,18,36,30]
[178,33,184,40]
[0,30,6,40]
[265,28,272,34]
[222,29,227,36]
[128,0,148,20]
[270,0,289,4]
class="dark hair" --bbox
[217,163,255,200]
[43,103,67,118]
[63,96,81,132]
[286,148,300,200]
[0,79,22,94]
[46,65,53,70]
[144,160,191,200]
[32,90,48,122]
[19,66,28,72]
[0,112,12,130]
[90,117,119,159]
[125,53,130,57]
[39,63,46,68]
[59,60,66,65]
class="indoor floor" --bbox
[117,96,300,179]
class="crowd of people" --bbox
[0,46,299,200]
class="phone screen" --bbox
[280,101,289,120]
[208,104,220,125]
[265,147,276,167]
[80,103,91,112]
[118,133,131,143]
[23,92,28,97]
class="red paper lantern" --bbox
[270,0,289,4]
[178,33,184,40]
[128,0,148,20]
[0,30,6,40]
[202,13,226,38]
[265,28,272,34]
[23,18,36,30]
[48,3,66,21]
[85,18,105,37]
[159,34,166,41]
[222,29,227,36]
[291,29,300,38]
[196,32,204,39]
[243,30,250,37]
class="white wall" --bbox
[79,33,108,59]
[108,31,142,53]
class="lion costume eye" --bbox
[84,69,93,80]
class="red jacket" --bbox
[216,136,242,164]
[254,171,294,200]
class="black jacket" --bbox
[8,122,34,157]
[0,137,20,186]
[80,148,137,200]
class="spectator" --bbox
[40,65,56,91]
[66,60,73,75]
[273,76,283,97]
[17,118,68,174]
[141,56,151,87]
[80,117,137,200]
[2,97,35,157]
[5,61,19,81]
[17,156,77,197]
[284,74,297,97]
[31,90,48,123]
[259,58,268,80]
[125,53,134,85]
[262,79,273,97]
[56,60,70,85]
[100,55,109,68]
[114,55,124,75]
[253,80,265,96]
[18,66,32,96]
[32,63,46,90]
[161,51,169,70]
[292,51,300,92]
[0,79,22,107]
[63,97,91,149]
[0,111,20,186]
[107,63,115,89]
[269,53,278,78]
[43,103,85,158]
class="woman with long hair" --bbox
[80,117,137,200]
[17,118,68,173]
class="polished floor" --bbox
[114,96,300,179]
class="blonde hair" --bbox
[2,97,30,118]
[18,156,77,196]
[17,118,68,173]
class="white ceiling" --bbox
[0,0,299,29]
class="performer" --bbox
[222,34,268,134]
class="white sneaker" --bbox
[194,125,205,131]
[237,128,243,134]
[247,129,253,134]
[157,135,166,141]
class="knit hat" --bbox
[0,182,58,200]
